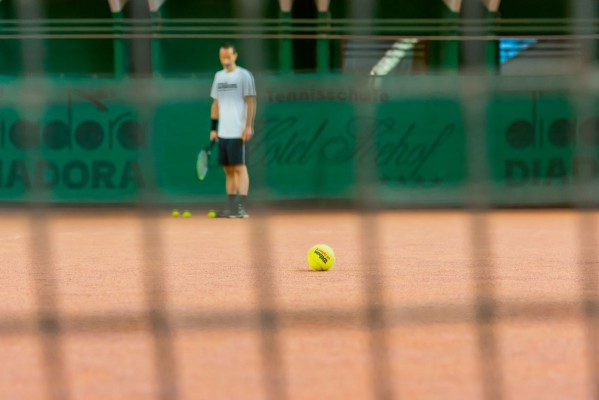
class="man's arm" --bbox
[211,99,219,119]
[210,99,219,141]
[243,96,256,141]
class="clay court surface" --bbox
[0,209,596,400]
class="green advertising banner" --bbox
[0,82,146,202]
[1,75,598,206]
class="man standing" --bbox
[210,43,257,218]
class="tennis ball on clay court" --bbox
[171,209,181,217]
[182,210,192,218]
[307,244,335,271]
[208,210,217,218]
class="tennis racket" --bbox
[196,140,216,181]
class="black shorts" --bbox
[218,138,247,166]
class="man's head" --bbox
[219,43,238,70]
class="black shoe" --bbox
[230,203,249,218]
[210,207,234,218]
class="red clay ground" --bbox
[0,209,596,400]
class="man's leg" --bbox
[223,137,249,218]
[223,165,238,215]
[235,165,249,196]
[224,165,238,194]
[232,165,249,217]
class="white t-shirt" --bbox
[210,66,256,139]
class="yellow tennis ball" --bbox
[208,210,217,218]
[171,209,181,217]
[307,244,335,271]
[182,210,192,218]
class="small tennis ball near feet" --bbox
[171,209,181,217]
[307,244,336,271]
[182,211,192,218]
[208,210,217,218]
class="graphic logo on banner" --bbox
[0,89,145,191]
[250,115,456,187]
[504,95,599,186]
